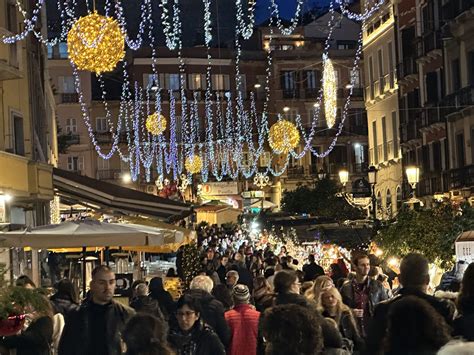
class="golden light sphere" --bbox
[146,113,167,135]
[185,155,203,174]
[67,12,125,73]
[268,120,300,154]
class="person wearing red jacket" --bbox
[224,284,260,355]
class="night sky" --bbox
[255,0,326,23]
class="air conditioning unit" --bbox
[146,185,157,195]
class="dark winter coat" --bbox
[0,316,53,355]
[453,296,474,340]
[130,295,164,320]
[149,277,175,319]
[303,262,325,282]
[58,299,135,355]
[50,295,79,316]
[186,289,231,347]
[323,309,365,351]
[365,287,455,355]
[168,320,225,355]
[339,278,389,318]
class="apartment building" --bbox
[363,0,403,218]
[0,0,57,280]
[263,12,369,207]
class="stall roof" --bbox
[53,168,192,222]
[456,230,474,242]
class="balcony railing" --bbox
[397,57,418,79]
[441,84,474,117]
[287,165,305,178]
[421,107,444,128]
[417,32,442,58]
[449,164,474,189]
[442,0,474,21]
[352,162,369,173]
[61,93,79,103]
[282,89,300,99]
[97,169,122,180]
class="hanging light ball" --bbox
[323,54,337,129]
[67,12,125,74]
[185,155,203,174]
[145,113,167,135]
[268,120,300,154]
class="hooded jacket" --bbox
[149,277,175,319]
[186,288,231,347]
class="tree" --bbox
[375,203,474,269]
[281,179,365,222]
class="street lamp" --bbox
[405,166,420,198]
[367,165,378,224]
[338,169,349,188]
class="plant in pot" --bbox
[0,264,49,336]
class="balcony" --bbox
[0,31,22,80]
[60,93,79,104]
[442,0,474,21]
[97,169,122,180]
[420,106,445,129]
[286,166,305,179]
[449,164,474,189]
[282,89,300,99]
[417,32,442,60]
[352,162,369,173]
[61,133,80,145]
[400,109,422,144]
[351,87,364,98]
[418,175,444,196]
[441,84,474,118]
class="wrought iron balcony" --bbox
[287,165,305,179]
[61,93,79,104]
[449,164,474,189]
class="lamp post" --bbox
[338,169,349,190]
[368,165,378,225]
[405,166,420,199]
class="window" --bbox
[456,133,465,168]
[159,73,181,91]
[391,111,399,158]
[387,41,394,87]
[67,156,84,172]
[96,117,108,132]
[281,71,296,90]
[58,76,75,93]
[396,186,403,211]
[97,158,109,171]
[382,116,388,161]
[66,118,77,134]
[468,51,474,86]
[452,59,461,92]
[59,43,68,58]
[283,108,298,122]
[334,69,339,88]
[211,74,230,91]
[350,69,361,87]
[12,114,24,156]
[337,41,357,49]
[47,46,53,59]
[372,121,378,164]
[369,56,374,99]
[7,2,17,32]
[425,71,438,103]
[144,74,159,90]
[386,189,392,216]
[188,74,206,90]
[353,143,366,172]
[305,70,321,89]
[433,141,442,171]
[259,151,271,167]
[377,48,384,79]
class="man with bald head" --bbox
[59,265,135,355]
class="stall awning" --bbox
[53,168,192,221]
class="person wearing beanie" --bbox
[224,285,260,355]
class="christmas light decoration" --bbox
[185,155,203,174]
[67,12,125,73]
[268,119,300,154]
[322,54,337,129]
[145,113,167,135]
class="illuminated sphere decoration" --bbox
[322,54,337,129]
[268,120,300,154]
[145,113,167,135]
[185,155,203,174]
[67,12,125,74]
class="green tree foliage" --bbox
[280,179,365,222]
[375,203,474,269]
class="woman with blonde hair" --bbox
[320,286,364,352]
[305,275,334,309]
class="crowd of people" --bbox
[2,225,474,355]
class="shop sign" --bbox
[201,182,239,195]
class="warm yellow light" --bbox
[145,113,167,135]
[283,106,290,113]
[268,120,300,154]
[185,155,203,174]
[375,248,383,257]
[313,102,320,108]
[122,173,132,183]
[339,169,349,186]
[387,257,399,268]
[67,12,125,73]
[323,54,337,128]
[406,166,420,186]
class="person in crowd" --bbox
[253,276,274,312]
[302,254,325,282]
[366,253,455,354]
[305,275,334,308]
[187,275,230,347]
[50,278,80,316]
[212,284,233,311]
[58,265,135,355]
[329,263,347,287]
[216,255,229,284]
[340,253,388,337]
[320,286,364,352]
[266,264,282,291]
[383,295,451,355]
[225,270,239,290]
[453,262,474,340]
[166,268,177,278]
[168,294,225,355]
[130,283,165,320]
[224,285,260,355]
[230,252,253,291]
[260,304,323,355]
[273,270,344,351]
[122,314,174,355]
[204,247,218,274]
[149,277,175,320]
[15,275,36,289]
[0,294,54,355]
